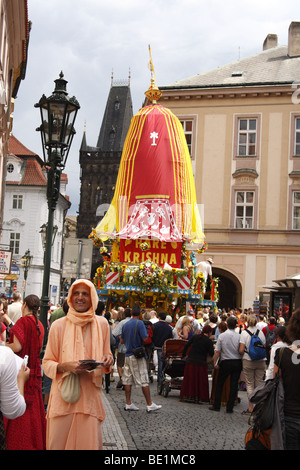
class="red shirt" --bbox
[262,324,276,337]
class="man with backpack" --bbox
[239,315,267,415]
[262,316,277,364]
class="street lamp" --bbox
[39,223,58,251]
[20,249,32,300]
[35,72,80,344]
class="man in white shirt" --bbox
[256,314,267,330]
[196,258,213,281]
[7,292,22,324]
[196,258,213,293]
[209,316,242,413]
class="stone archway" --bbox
[213,268,242,310]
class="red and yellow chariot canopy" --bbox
[95,102,204,248]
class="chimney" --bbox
[288,21,300,57]
[263,34,278,51]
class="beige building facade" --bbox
[0,0,29,238]
[160,22,300,311]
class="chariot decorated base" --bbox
[90,231,218,315]
[89,49,218,317]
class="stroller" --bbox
[157,339,190,397]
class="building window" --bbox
[179,119,194,158]
[109,128,116,151]
[237,118,257,156]
[10,232,20,255]
[294,118,300,156]
[234,191,254,229]
[12,194,23,209]
[7,163,14,173]
[292,191,300,229]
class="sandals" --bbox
[241,409,251,415]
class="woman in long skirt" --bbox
[180,325,214,403]
[5,295,46,450]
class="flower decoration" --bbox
[210,277,219,302]
[88,228,102,246]
[197,241,208,254]
[134,261,165,292]
[140,241,150,251]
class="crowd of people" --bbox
[108,303,300,450]
[1,286,300,450]
[95,302,300,450]
[174,307,300,450]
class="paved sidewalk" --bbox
[102,391,136,451]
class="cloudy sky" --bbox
[12,0,299,215]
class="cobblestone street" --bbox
[101,370,250,453]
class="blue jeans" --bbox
[285,415,300,450]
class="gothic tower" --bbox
[77,76,133,274]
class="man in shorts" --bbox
[120,304,162,412]
[112,308,132,389]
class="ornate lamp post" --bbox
[39,223,58,252]
[35,72,80,343]
[20,249,32,300]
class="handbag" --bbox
[61,324,89,404]
[132,320,146,359]
[245,348,285,450]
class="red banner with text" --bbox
[119,239,182,268]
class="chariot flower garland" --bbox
[88,228,102,246]
[197,241,208,254]
[92,257,217,299]
[134,261,166,292]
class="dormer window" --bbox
[7,163,14,173]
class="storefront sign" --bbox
[0,250,12,274]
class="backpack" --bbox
[265,326,276,350]
[143,321,153,345]
[246,329,266,361]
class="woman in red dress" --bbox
[5,295,46,450]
